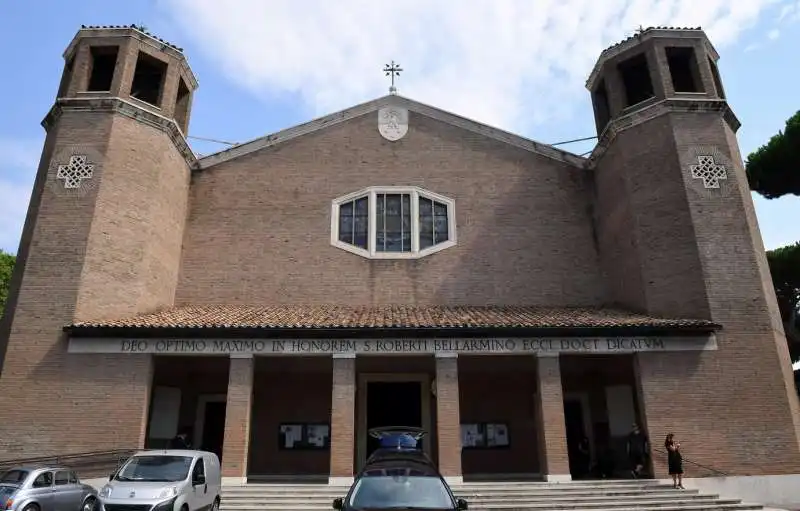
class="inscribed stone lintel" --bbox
[67,334,718,356]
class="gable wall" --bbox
[175,111,605,306]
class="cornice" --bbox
[63,26,198,90]
[587,98,740,165]
[195,94,587,171]
[42,96,197,167]
[585,27,718,92]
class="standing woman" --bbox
[665,433,684,489]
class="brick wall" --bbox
[249,357,333,475]
[221,357,254,478]
[535,357,570,477]
[330,356,356,477]
[458,357,539,475]
[435,356,462,478]
[0,105,189,460]
[176,112,603,307]
[596,109,800,476]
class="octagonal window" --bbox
[331,186,457,259]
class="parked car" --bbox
[333,427,468,511]
[98,450,221,511]
[0,466,99,511]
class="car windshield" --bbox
[0,470,28,484]
[348,474,453,510]
[114,456,192,482]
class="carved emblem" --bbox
[690,155,728,189]
[47,145,103,199]
[378,107,408,142]
[56,154,95,189]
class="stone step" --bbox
[221,498,747,509]
[220,504,761,511]
[233,480,662,488]
[221,495,723,507]
[222,490,703,500]
[224,483,675,493]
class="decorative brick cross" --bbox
[690,155,727,189]
[56,154,95,189]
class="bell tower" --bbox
[0,25,197,458]
[588,27,800,476]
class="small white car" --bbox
[0,466,98,511]
[98,450,221,511]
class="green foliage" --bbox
[746,110,800,199]
[766,242,800,361]
[0,250,15,318]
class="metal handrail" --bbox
[0,448,138,472]
[651,447,730,476]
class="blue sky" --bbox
[0,0,798,255]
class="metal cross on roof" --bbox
[635,25,646,36]
[384,60,403,94]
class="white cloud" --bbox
[777,0,800,21]
[162,0,787,132]
[0,138,40,254]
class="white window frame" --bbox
[330,186,457,259]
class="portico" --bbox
[64,303,719,485]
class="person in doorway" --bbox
[665,433,684,489]
[168,427,193,449]
[626,423,649,478]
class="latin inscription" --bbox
[113,337,669,355]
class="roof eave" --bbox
[192,94,588,171]
[63,323,721,339]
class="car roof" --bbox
[3,466,72,473]
[132,449,210,457]
[361,449,442,477]
[366,449,434,464]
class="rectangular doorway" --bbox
[366,381,422,458]
[195,394,227,461]
[563,394,591,479]
[202,402,227,460]
[357,373,432,469]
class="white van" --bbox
[99,450,221,511]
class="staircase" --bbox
[220,480,765,511]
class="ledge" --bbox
[588,98,740,164]
[42,96,197,167]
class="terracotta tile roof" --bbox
[600,26,703,57]
[67,305,718,331]
[81,24,184,52]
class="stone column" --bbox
[435,353,463,484]
[221,354,254,485]
[535,355,571,482]
[330,354,356,485]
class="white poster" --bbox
[280,424,303,448]
[148,387,181,440]
[461,424,483,448]
[307,425,330,447]
[486,424,509,447]
[605,385,637,437]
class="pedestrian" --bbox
[626,423,649,478]
[168,427,193,449]
[665,433,684,489]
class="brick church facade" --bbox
[0,25,798,484]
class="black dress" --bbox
[666,441,683,475]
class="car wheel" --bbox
[22,504,40,511]
[82,497,97,511]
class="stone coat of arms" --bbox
[378,107,408,141]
